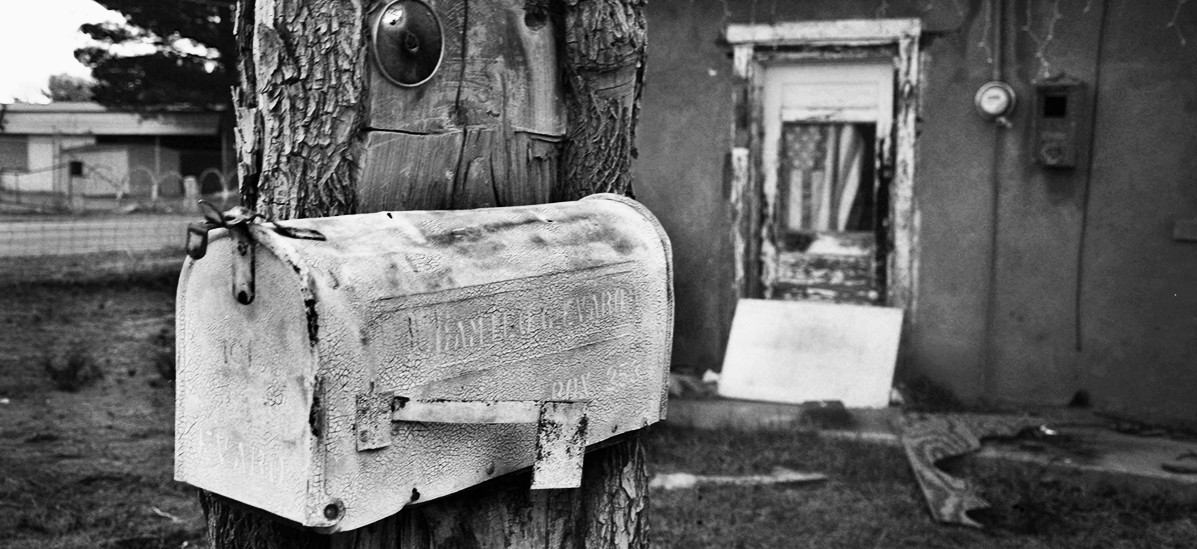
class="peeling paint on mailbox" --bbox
[174,194,673,532]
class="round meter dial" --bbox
[974,81,1016,120]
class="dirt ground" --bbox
[0,273,207,549]
[2,272,1195,548]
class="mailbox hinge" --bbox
[185,201,326,305]
[355,393,589,490]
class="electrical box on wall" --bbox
[1032,78,1086,168]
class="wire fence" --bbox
[0,214,193,257]
[0,212,204,284]
[0,152,240,283]
[0,144,239,281]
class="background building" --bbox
[0,102,232,212]
[633,0,1197,425]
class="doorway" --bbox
[761,61,893,305]
[726,19,920,312]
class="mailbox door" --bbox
[175,231,327,526]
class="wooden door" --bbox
[760,61,894,305]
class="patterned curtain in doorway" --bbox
[778,123,869,233]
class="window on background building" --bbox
[68,160,84,177]
[0,137,29,172]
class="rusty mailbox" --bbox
[174,194,673,532]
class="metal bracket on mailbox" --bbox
[355,394,589,489]
[185,201,326,305]
[227,218,256,305]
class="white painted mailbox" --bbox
[174,194,673,532]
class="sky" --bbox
[0,0,124,103]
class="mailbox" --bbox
[174,194,673,532]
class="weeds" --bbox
[896,375,968,412]
[150,327,175,382]
[0,251,182,289]
[42,343,103,392]
[647,425,1197,548]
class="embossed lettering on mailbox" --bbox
[408,274,631,362]
[369,264,640,397]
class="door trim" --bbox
[726,19,921,47]
[725,18,921,314]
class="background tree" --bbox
[74,0,235,110]
[44,74,95,102]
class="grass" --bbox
[0,250,184,288]
[644,426,1197,548]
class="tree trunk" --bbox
[556,0,646,201]
[201,0,649,547]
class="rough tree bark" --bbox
[200,0,649,547]
[555,0,646,201]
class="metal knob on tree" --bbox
[371,0,444,87]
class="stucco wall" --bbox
[1078,1,1197,422]
[64,148,129,196]
[633,0,737,373]
[23,136,56,193]
[15,136,96,193]
[634,0,1197,424]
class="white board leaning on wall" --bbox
[718,299,902,408]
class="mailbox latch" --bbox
[185,201,327,305]
[356,393,589,490]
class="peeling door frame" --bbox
[725,18,921,313]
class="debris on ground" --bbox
[649,466,827,490]
[150,506,183,523]
[1162,451,1197,475]
[668,372,717,398]
[894,413,1060,528]
[1098,411,1195,439]
[797,400,853,430]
